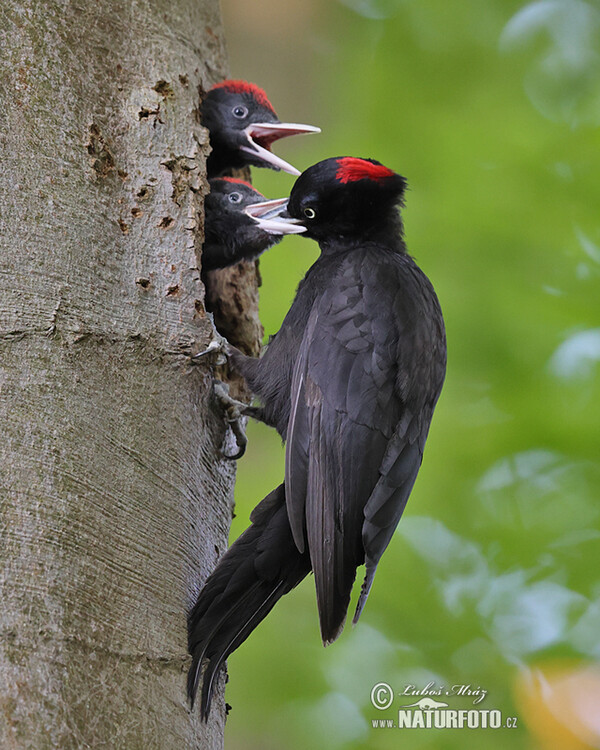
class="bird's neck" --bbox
[318,213,406,256]
[206,142,245,178]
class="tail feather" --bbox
[198,582,285,720]
[187,484,311,719]
[187,578,266,712]
[352,561,377,625]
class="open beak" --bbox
[244,198,307,235]
[240,122,321,175]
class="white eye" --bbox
[303,207,316,219]
[232,105,248,119]
[228,192,242,204]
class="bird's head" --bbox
[203,178,283,268]
[244,157,408,244]
[205,177,269,226]
[202,81,320,176]
[205,177,281,242]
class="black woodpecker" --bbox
[201,80,320,177]
[202,177,282,270]
[188,157,447,719]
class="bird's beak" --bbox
[244,198,307,235]
[240,122,321,176]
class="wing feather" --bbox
[285,248,446,642]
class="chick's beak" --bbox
[241,122,321,175]
[244,198,307,235]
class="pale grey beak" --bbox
[244,198,307,235]
[240,122,321,176]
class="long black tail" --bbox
[187,483,311,719]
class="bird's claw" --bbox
[225,419,248,461]
[213,380,248,460]
[192,333,230,367]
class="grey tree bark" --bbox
[0,1,261,748]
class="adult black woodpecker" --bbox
[202,177,282,270]
[188,157,447,718]
[201,80,320,177]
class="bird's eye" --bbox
[232,105,248,119]
[228,192,242,204]
[303,207,316,219]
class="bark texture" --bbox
[0,1,261,748]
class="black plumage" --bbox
[187,484,310,718]
[202,178,281,270]
[188,156,446,717]
[201,80,320,177]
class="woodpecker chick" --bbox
[202,178,283,270]
[197,177,281,458]
[201,80,320,177]
[188,157,446,719]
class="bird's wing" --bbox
[285,250,445,643]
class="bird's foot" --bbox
[213,380,248,460]
[192,328,230,367]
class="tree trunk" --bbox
[0,2,260,748]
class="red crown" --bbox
[215,177,264,197]
[335,157,396,184]
[211,80,276,115]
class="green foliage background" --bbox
[219,1,600,747]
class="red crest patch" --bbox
[217,177,263,196]
[219,177,255,189]
[335,157,396,184]
[211,80,276,115]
